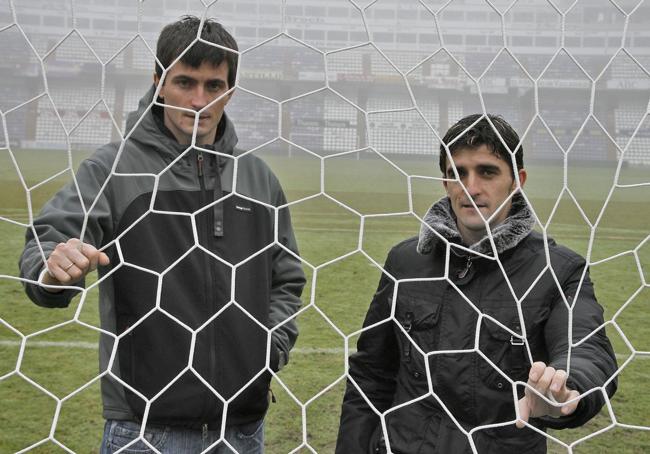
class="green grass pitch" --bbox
[0,149,649,452]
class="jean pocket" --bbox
[107,420,167,453]
[236,419,264,439]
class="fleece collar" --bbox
[416,192,535,256]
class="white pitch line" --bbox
[0,340,347,355]
[0,340,647,361]
[295,226,647,242]
[0,340,98,349]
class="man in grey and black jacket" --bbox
[336,114,617,453]
[20,16,305,453]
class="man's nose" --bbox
[191,87,209,109]
[463,173,481,197]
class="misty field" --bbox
[0,149,648,453]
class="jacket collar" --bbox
[416,192,535,256]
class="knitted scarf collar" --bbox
[416,192,535,256]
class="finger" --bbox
[523,362,548,420]
[52,241,87,280]
[84,246,110,271]
[77,242,96,270]
[47,246,73,276]
[560,390,581,416]
[45,259,71,284]
[63,261,85,282]
[57,239,85,265]
[516,396,530,429]
[87,254,99,272]
[528,361,547,384]
[79,243,99,271]
[47,256,79,284]
[64,247,91,272]
[535,366,556,396]
[67,237,84,251]
[549,369,568,399]
[98,251,110,266]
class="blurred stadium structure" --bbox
[1,0,649,165]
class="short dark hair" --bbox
[439,114,523,177]
[156,16,238,89]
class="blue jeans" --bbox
[100,419,264,453]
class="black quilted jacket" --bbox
[336,195,616,453]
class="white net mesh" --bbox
[1,0,650,452]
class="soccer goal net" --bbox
[1,0,649,452]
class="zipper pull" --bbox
[457,257,472,279]
[403,311,413,333]
[403,311,413,363]
[202,423,208,440]
[197,152,204,178]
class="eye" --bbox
[480,168,497,177]
[207,81,224,92]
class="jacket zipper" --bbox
[197,151,204,178]
[198,150,217,422]
[457,256,473,279]
[403,311,413,363]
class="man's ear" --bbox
[153,73,163,99]
[516,168,527,189]
[442,165,452,194]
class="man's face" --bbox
[443,144,527,244]
[154,60,232,145]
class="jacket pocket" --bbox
[118,312,199,421]
[480,307,529,388]
[396,295,442,359]
[392,293,443,404]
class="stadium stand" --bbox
[1,1,648,166]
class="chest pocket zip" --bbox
[212,154,224,237]
[399,301,442,363]
[197,148,225,238]
[403,311,414,363]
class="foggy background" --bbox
[1,0,649,169]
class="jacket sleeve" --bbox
[268,185,306,371]
[19,157,113,308]
[336,253,400,453]
[541,253,618,429]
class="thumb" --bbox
[516,396,530,429]
[98,252,110,266]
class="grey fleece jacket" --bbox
[20,85,305,428]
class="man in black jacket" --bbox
[20,17,305,453]
[336,114,617,453]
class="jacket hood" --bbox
[417,192,535,256]
[124,84,238,157]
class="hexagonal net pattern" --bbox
[1,0,649,453]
